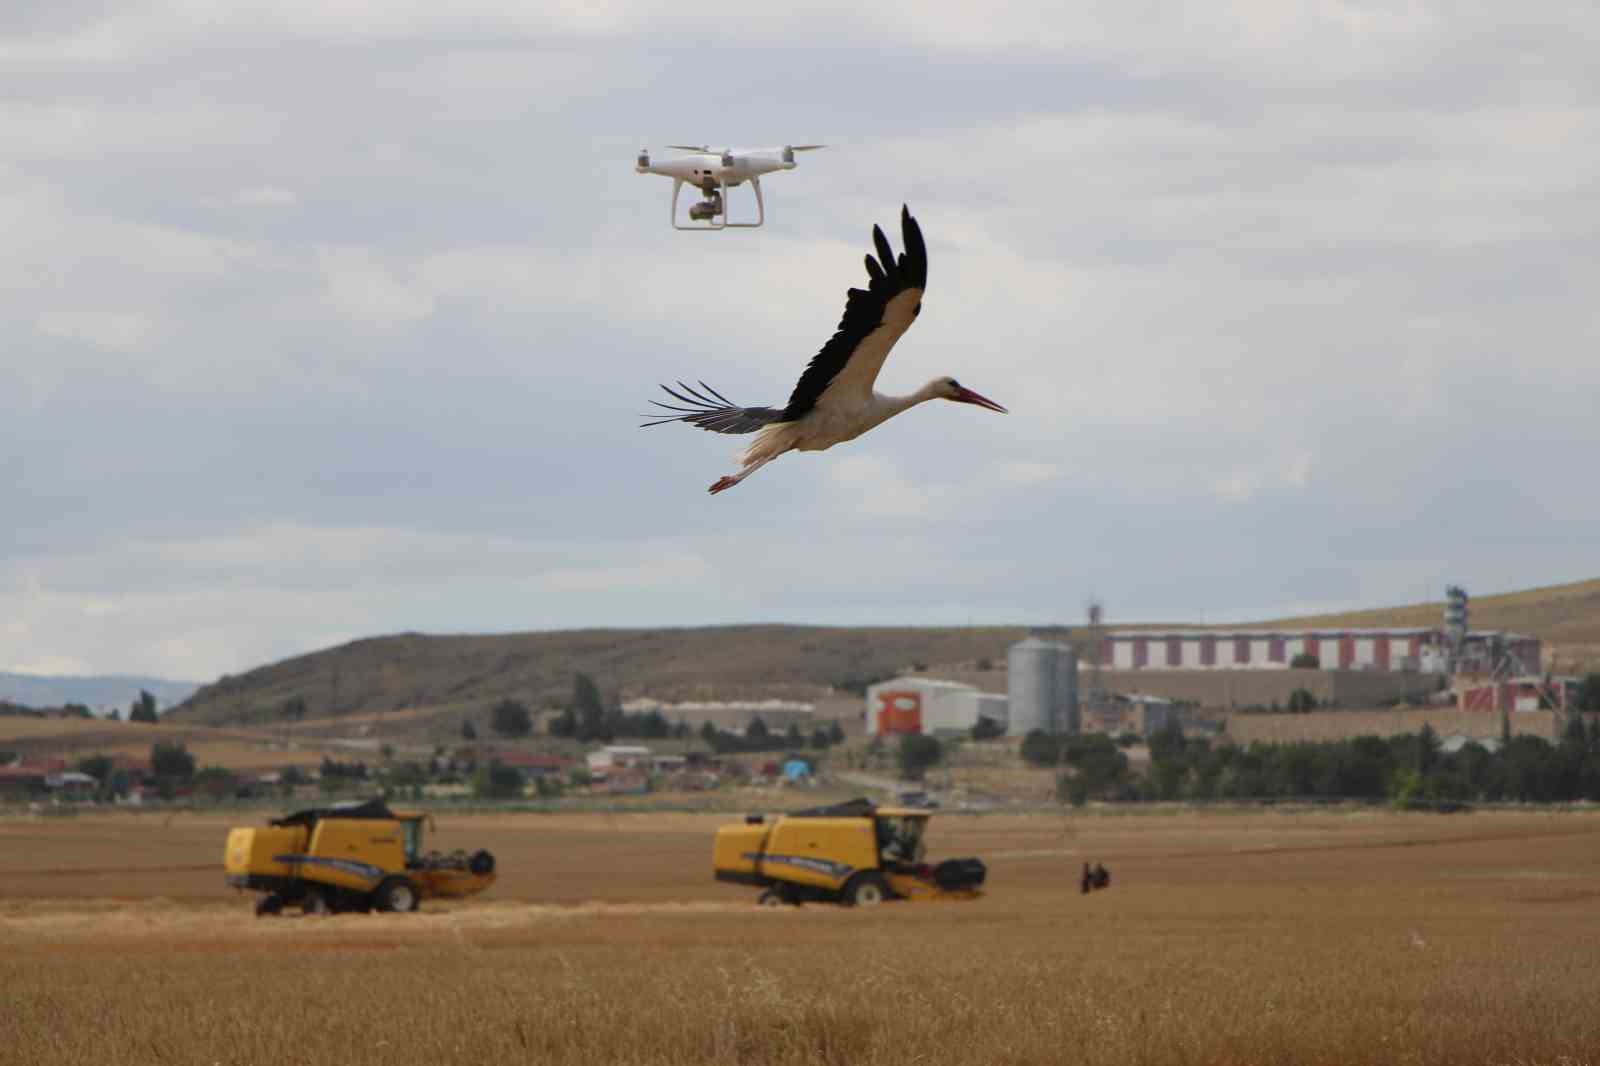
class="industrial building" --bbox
[866,633,1082,737]
[620,698,814,732]
[866,677,1005,737]
[1101,628,1540,676]
[1457,675,1581,714]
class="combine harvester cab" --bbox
[713,797,985,906]
[224,798,496,916]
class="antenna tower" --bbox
[1086,599,1107,732]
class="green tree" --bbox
[150,741,195,779]
[474,761,526,799]
[1289,653,1320,670]
[77,753,113,781]
[1576,674,1600,712]
[1561,715,1588,749]
[897,734,943,781]
[970,717,1004,741]
[1287,688,1317,712]
[282,695,307,721]
[129,690,160,724]
[491,699,533,738]
[461,718,478,740]
[1019,730,1061,767]
[1149,719,1186,760]
[106,708,121,722]
[1417,723,1441,774]
[700,720,719,745]
[785,723,804,748]
[828,720,846,745]
[573,673,606,741]
[746,716,770,743]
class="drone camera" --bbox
[636,150,650,169]
[688,200,720,222]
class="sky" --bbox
[4,2,1598,681]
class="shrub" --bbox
[475,761,525,799]
[897,734,943,780]
[1020,730,1061,767]
[970,717,1005,741]
[149,742,195,779]
[490,700,533,738]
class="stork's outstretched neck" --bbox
[641,207,1007,494]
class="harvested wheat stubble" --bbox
[1,809,1598,1066]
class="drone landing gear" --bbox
[671,176,764,231]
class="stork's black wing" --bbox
[780,205,928,421]
[640,381,784,435]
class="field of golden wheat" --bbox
[2,808,1598,1066]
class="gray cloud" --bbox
[4,2,1598,677]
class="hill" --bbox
[168,577,1600,729]
[168,626,1029,728]
[0,672,199,715]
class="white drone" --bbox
[634,144,824,230]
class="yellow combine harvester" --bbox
[713,797,986,906]
[223,798,496,916]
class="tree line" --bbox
[467,673,848,752]
[1024,717,1600,806]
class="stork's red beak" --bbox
[953,386,1008,413]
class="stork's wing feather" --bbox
[781,205,928,421]
[639,381,784,435]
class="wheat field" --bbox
[2,808,1598,1066]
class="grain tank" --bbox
[1007,632,1079,735]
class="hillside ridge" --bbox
[169,578,1600,727]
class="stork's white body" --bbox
[641,206,1007,493]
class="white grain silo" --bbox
[1007,633,1079,736]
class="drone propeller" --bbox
[667,144,715,153]
[786,144,826,151]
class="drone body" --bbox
[635,144,823,230]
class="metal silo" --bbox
[1054,644,1080,734]
[1008,631,1080,736]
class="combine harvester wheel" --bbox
[375,877,420,913]
[844,873,888,907]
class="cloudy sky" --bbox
[4,2,1598,681]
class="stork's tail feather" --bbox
[638,382,785,435]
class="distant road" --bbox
[830,770,991,810]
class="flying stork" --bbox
[642,205,1007,494]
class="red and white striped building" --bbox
[1457,675,1580,713]
[1103,629,1540,676]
